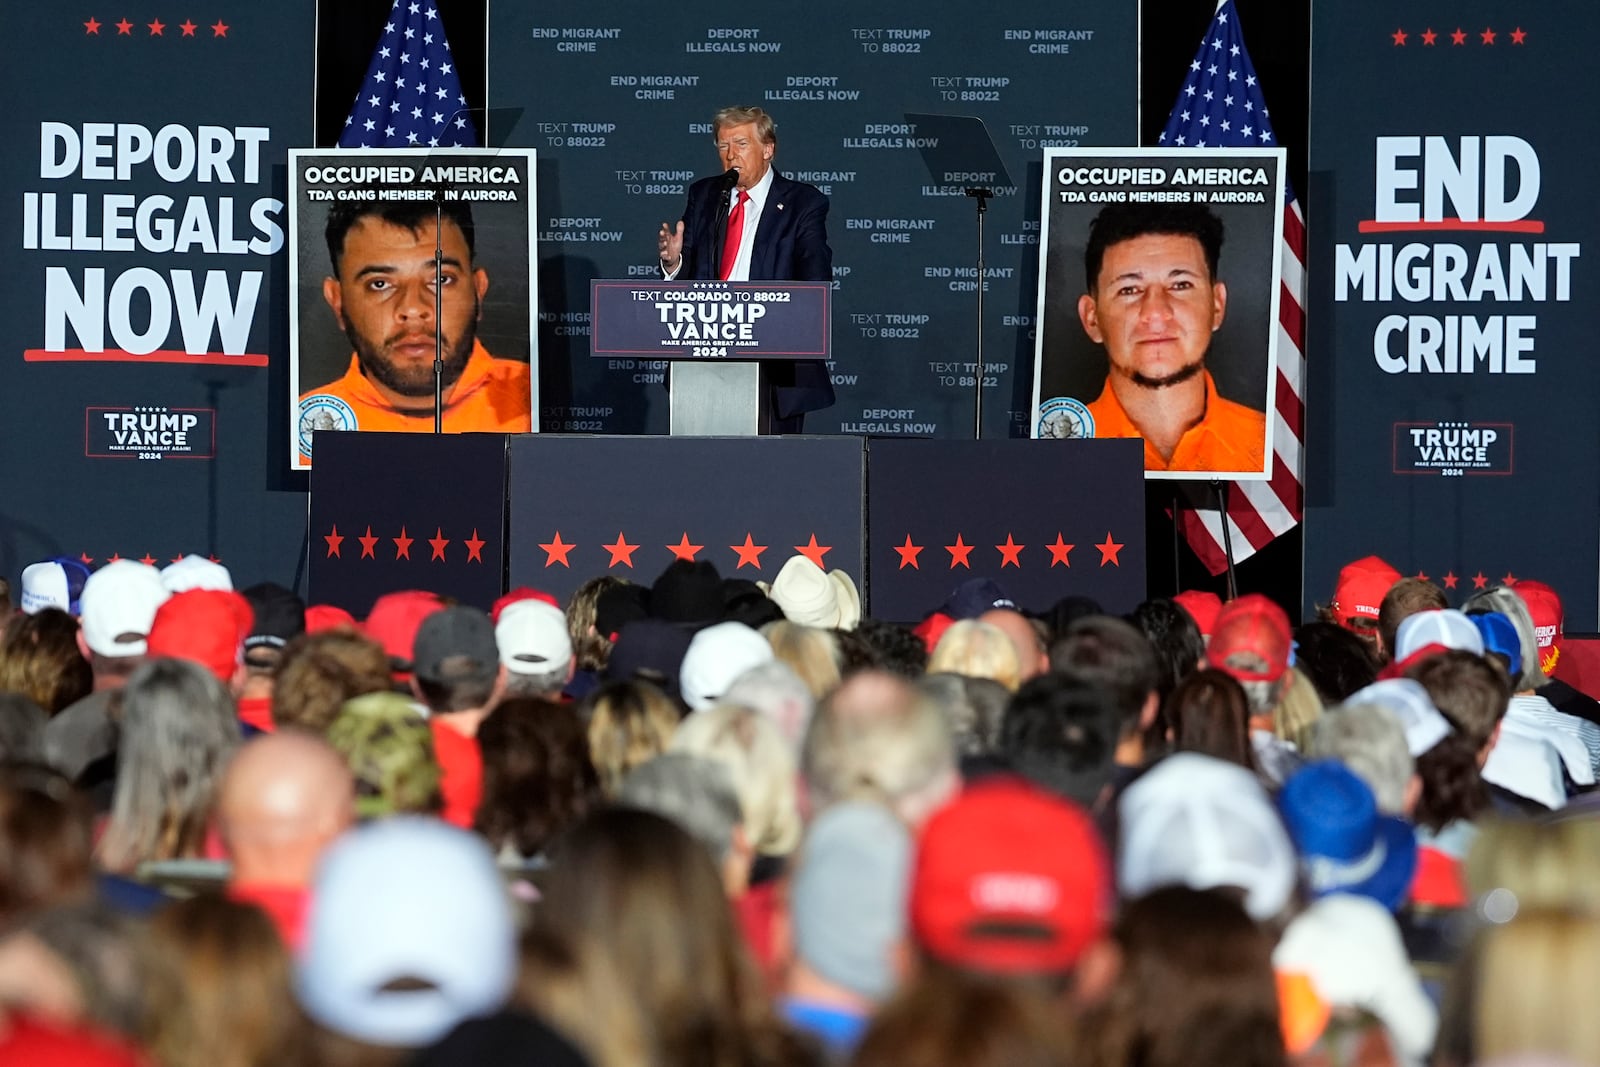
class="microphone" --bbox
[720,167,741,190]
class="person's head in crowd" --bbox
[1464,585,1547,692]
[18,556,92,616]
[0,575,9,619]
[238,581,305,699]
[296,818,515,1063]
[303,603,358,633]
[1324,554,1402,651]
[1290,620,1379,703]
[1277,760,1417,912]
[910,778,1110,989]
[364,589,448,680]
[540,807,810,1067]
[646,558,726,627]
[0,901,151,1039]
[0,693,47,765]
[271,626,393,733]
[216,732,354,935]
[723,659,815,755]
[978,609,1049,684]
[834,627,884,676]
[1117,752,1297,924]
[852,618,928,679]
[1049,615,1163,769]
[1127,597,1206,700]
[603,618,693,702]
[680,621,773,712]
[942,577,1017,621]
[593,581,648,643]
[1468,611,1522,680]
[158,555,232,594]
[849,962,1075,1067]
[764,554,862,631]
[1513,578,1564,677]
[1309,701,1417,816]
[0,764,94,925]
[1394,608,1484,666]
[0,608,93,715]
[403,1011,598,1067]
[1001,673,1122,810]
[326,692,441,821]
[411,605,504,716]
[1405,651,1511,832]
[513,927,648,1067]
[723,578,787,632]
[1465,817,1600,915]
[803,670,958,828]
[928,619,1022,692]
[916,672,1008,762]
[565,575,628,676]
[145,589,254,692]
[100,658,240,873]
[1170,589,1222,644]
[1204,594,1292,719]
[581,679,680,796]
[762,620,843,700]
[618,753,752,898]
[1040,593,1103,643]
[1272,667,1325,754]
[673,702,802,858]
[76,560,169,691]
[1376,577,1447,663]
[142,894,296,1067]
[1075,887,1286,1067]
[1163,668,1259,774]
[495,599,575,700]
[474,697,599,862]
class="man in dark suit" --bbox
[658,106,834,432]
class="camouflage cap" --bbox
[327,691,443,820]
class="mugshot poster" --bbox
[1030,148,1286,482]
[287,148,538,469]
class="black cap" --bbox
[412,605,498,686]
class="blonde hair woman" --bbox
[581,680,680,797]
[927,620,1022,692]
[672,702,802,857]
[763,620,842,701]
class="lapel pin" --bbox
[776,203,784,211]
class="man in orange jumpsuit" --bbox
[1076,203,1266,475]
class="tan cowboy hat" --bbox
[759,554,861,631]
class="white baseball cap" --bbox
[80,560,170,658]
[494,600,573,675]
[160,553,233,593]
[679,621,774,711]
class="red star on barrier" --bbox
[602,533,639,568]
[170,555,184,564]
[208,555,221,564]
[139,553,156,566]
[1510,27,1527,44]
[358,526,379,559]
[324,525,344,558]
[464,530,485,564]
[1391,27,1407,46]
[393,527,413,560]
[179,19,197,36]
[1421,27,1438,45]
[428,528,450,561]
[79,552,94,565]
[795,534,831,568]
[894,535,923,570]
[1450,27,1467,44]
[1443,571,1459,589]
[107,553,122,563]
[84,16,101,34]
[210,18,228,37]
[668,533,703,562]
[996,534,1024,568]
[115,18,133,35]
[539,532,574,568]
[1414,570,1429,582]
[1096,533,1124,567]
[1502,572,1517,587]
[1480,26,1496,44]
[147,17,165,35]
[1047,534,1074,568]
[946,534,974,569]
[730,534,767,570]
[1471,571,1488,589]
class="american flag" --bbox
[1158,0,1305,575]
[338,0,479,149]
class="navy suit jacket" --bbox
[673,171,835,419]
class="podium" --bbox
[590,279,831,436]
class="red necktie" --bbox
[720,189,750,280]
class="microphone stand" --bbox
[433,191,444,434]
[964,186,992,440]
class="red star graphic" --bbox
[1391,27,1407,46]
[107,553,122,563]
[995,534,1025,568]
[1480,26,1496,44]
[794,534,831,568]
[946,534,974,570]
[170,555,185,564]
[1096,533,1124,567]
[139,553,157,566]
[668,533,704,562]
[358,526,379,560]
[602,533,640,569]
[1421,27,1437,45]
[428,528,450,562]
[210,18,228,37]
[179,18,197,36]
[540,532,575,568]
[393,527,413,560]
[730,534,767,570]
[208,555,221,564]
[1450,27,1467,44]
[1443,571,1459,590]
[1414,570,1429,582]
[1471,571,1488,589]
[147,17,165,35]
[1510,26,1526,44]
[464,529,486,564]
[84,16,101,34]
[115,18,133,35]
[1501,572,1517,587]
[79,552,94,565]
[894,535,923,570]
[324,525,344,558]
[1046,534,1074,568]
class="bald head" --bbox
[218,731,354,886]
[979,609,1048,683]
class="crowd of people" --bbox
[0,547,1592,1066]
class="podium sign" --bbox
[591,280,830,361]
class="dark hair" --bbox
[1163,670,1258,773]
[272,629,392,733]
[1127,599,1205,701]
[1000,674,1120,807]
[1291,621,1379,703]
[475,698,600,858]
[854,618,928,679]
[324,198,477,276]
[1048,616,1161,739]
[1377,578,1448,661]
[1407,651,1512,832]
[1083,203,1225,292]
[833,627,883,678]
[0,763,94,924]
[0,608,93,714]
[415,669,497,714]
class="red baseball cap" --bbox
[1205,593,1293,684]
[304,604,359,634]
[1514,579,1564,675]
[910,778,1110,975]
[491,586,561,624]
[912,612,955,655]
[0,1016,144,1067]
[1330,556,1401,629]
[146,589,254,682]
[1172,590,1224,638]
[364,590,447,670]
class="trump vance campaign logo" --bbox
[1393,420,1513,476]
[86,406,215,460]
